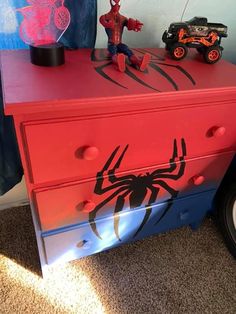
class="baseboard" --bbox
[0,199,29,210]
[0,177,28,210]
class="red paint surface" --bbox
[22,103,236,184]
[1,48,236,115]
[192,175,205,186]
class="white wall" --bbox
[0,177,28,210]
[96,0,236,62]
[1,0,235,210]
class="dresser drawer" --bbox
[23,103,236,184]
[34,151,233,231]
[42,190,216,265]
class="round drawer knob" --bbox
[192,175,205,186]
[77,239,91,249]
[211,126,226,137]
[82,146,99,160]
[82,200,96,213]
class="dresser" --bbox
[1,48,236,273]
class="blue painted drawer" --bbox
[42,189,216,265]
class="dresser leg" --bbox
[189,220,203,231]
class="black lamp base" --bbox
[30,43,65,67]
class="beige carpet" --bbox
[0,205,235,314]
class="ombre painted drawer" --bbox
[34,151,234,232]
[42,190,216,265]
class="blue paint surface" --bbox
[60,0,97,49]
[43,190,216,265]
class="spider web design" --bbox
[91,49,196,92]
[89,139,187,241]
[17,0,70,45]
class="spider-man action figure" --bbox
[100,0,151,72]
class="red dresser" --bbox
[1,48,236,273]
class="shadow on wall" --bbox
[224,51,236,64]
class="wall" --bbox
[96,0,236,63]
[1,0,235,58]
[0,0,28,49]
[0,177,28,210]
[0,0,235,209]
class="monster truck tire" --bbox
[217,183,236,258]
[170,43,188,60]
[204,46,222,64]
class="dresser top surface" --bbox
[1,48,236,115]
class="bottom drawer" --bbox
[42,190,216,265]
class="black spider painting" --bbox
[89,139,187,241]
[91,48,196,92]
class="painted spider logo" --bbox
[89,138,187,241]
[91,48,196,92]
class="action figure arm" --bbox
[127,18,143,32]
[99,14,114,29]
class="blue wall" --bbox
[0,0,28,49]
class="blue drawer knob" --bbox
[77,239,91,249]
[180,210,189,220]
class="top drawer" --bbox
[22,103,236,184]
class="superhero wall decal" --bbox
[91,48,196,91]
[89,139,187,241]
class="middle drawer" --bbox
[33,151,233,231]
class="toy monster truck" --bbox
[162,17,228,64]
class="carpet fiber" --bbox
[0,206,235,314]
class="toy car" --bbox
[162,17,228,64]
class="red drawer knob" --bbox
[192,175,205,186]
[82,146,99,160]
[211,126,226,137]
[82,201,96,213]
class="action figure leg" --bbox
[108,43,126,72]
[118,43,151,71]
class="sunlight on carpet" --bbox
[1,254,105,314]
